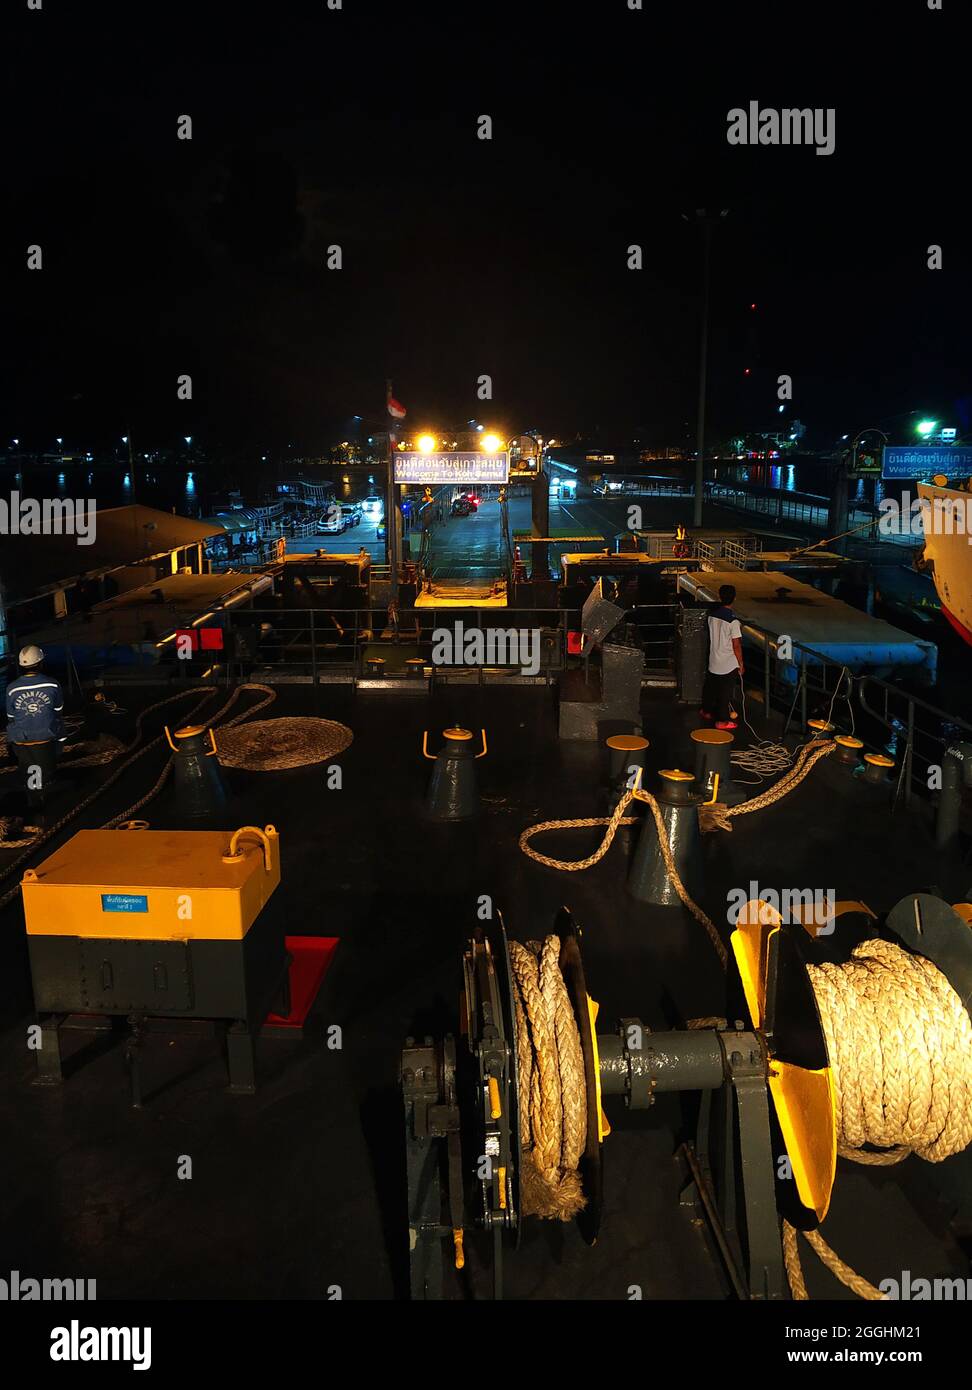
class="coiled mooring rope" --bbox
[516,739,972,1298]
[783,936,972,1300]
[509,936,588,1220]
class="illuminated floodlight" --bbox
[916,420,938,437]
[417,434,437,454]
[480,433,502,454]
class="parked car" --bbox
[340,503,362,528]
[451,497,474,517]
[321,505,346,533]
[362,494,383,513]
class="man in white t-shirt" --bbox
[701,584,743,730]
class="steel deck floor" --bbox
[0,681,969,1299]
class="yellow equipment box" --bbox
[22,825,280,942]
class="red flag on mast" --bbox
[386,386,406,420]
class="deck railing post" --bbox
[801,652,808,728]
[764,629,771,714]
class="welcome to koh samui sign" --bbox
[393,452,510,485]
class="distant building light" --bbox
[941,427,957,440]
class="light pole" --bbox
[683,209,728,528]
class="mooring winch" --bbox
[402,892,972,1300]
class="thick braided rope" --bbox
[517,738,972,1299]
[723,739,836,819]
[509,937,587,1220]
[519,787,729,967]
[809,938,972,1164]
[784,937,972,1299]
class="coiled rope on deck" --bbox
[509,936,588,1220]
[783,936,972,1300]
[515,738,972,1297]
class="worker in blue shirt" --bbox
[5,645,65,820]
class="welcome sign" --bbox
[882,446,972,480]
[394,452,510,485]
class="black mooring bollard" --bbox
[165,724,228,819]
[422,726,487,822]
[627,768,704,907]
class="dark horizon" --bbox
[3,1,968,453]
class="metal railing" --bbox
[13,601,679,687]
[742,619,969,810]
[703,479,917,548]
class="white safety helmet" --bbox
[18,645,44,669]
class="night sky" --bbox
[2,0,968,455]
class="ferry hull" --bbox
[917,482,972,649]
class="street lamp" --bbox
[682,207,729,527]
[417,433,437,454]
[480,433,502,454]
[916,420,938,438]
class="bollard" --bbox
[606,733,649,813]
[165,724,227,819]
[807,719,835,742]
[627,769,703,907]
[936,743,972,850]
[834,734,864,769]
[405,658,426,679]
[422,727,487,822]
[690,727,739,804]
[861,752,894,786]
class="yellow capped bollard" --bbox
[627,769,704,906]
[834,734,864,768]
[422,727,487,822]
[165,723,227,819]
[605,733,649,813]
[862,752,894,786]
